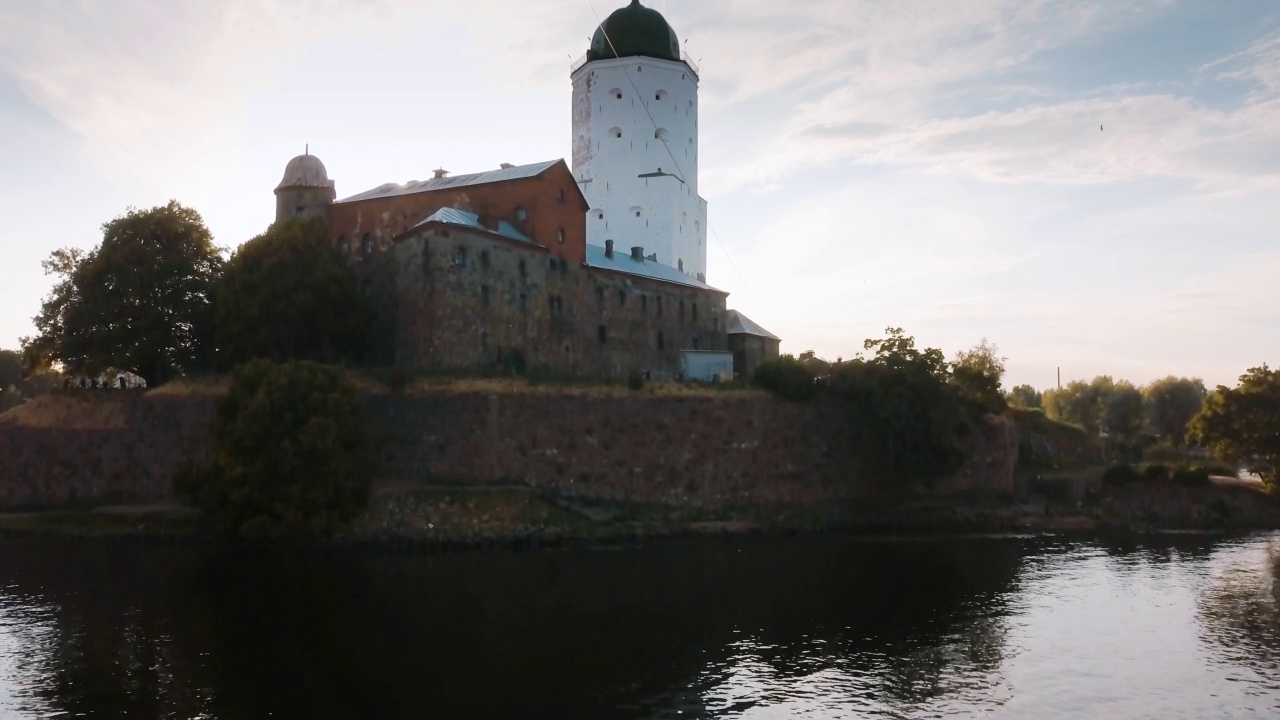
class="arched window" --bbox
[556,228,565,244]
[362,233,373,255]
[514,206,527,222]
[610,88,623,100]
[338,236,350,254]
[610,127,623,139]
[453,246,466,266]
[655,89,669,102]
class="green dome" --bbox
[587,0,680,63]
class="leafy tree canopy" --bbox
[216,216,370,368]
[189,360,370,539]
[828,328,978,487]
[1103,381,1145,442]
[1043,376,1117,435]
[1144,376,1207,447]
[0,349,20,391]
[28,201,223,386]
[1007,384,1042,409]
[1187,365,1280,489]
[951,337,1007,414]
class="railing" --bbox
[569,51,701,79]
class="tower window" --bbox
[518,260,527,278]
[556,228,564,244]
[362,234,373,255]
[618,290,626,307]
[338,236,350,254]
[514,206,527,221]
[640,295,647,313]
[598,325,607,344]
[453,246,466,266]
[558,187,566,202]
[480,250,491,271]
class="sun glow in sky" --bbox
[2,0,1278,389]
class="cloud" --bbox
[1201,27,1280,98]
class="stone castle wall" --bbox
[0,389,1017,512]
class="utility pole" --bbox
[1057,367,1061,390]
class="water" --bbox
[0,533,1277,719]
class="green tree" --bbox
[190,360,370,539]
[216,217,370,367]
[951,338,1007,414]
[28,202,223,386]
[753,354,817,401]
[0,349,20,391]
[1103,381,1145,441]
[1007,384,1042,409]
[829,328,976,487]
[1143,376,1207,447]
[1187,365,1280,489]
[1043,376,1116,435]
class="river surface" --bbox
[0,532,1277,719]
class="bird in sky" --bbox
[1100,124,1104,131]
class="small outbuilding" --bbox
[726,310,780,381]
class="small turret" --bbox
[274,148,336,224]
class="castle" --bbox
[271,0,779,381]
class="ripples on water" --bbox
[0,533,1276,719]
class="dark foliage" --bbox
[27,202,223,386]
[753,355,816,401]
[190,360,370,539]
[1188,364,1280,490]
[216,217,370,367]
[1102,463,1142,486]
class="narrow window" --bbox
[558,188,566,201]
[679,300,685,318]
[713,316,719,332]
[559,259,568,274]
[480,250,491,271]
[338,236,350,254]
[453,246,466,266]
[596,286,605,303]
[640,295,647,313]
[515,206,528,221]
[549,257,557,271]
[481,285,490,307]
[657,332,664,350]
[519,293,528,313]
[362,233,374,255]
[655,297,663,316]
[692,303,698,321]
[692,335,700,350]
[518,259,527,278]
[598,325,607,344]
[597,212,604,220]
[556,228,564,244]
[618,290,626,307]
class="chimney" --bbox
[500,163,515,169]
[433,167,449,179]
[605,240,614,259]
[630,246,644,261]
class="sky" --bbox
[1,0,1278,391]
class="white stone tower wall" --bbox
[572,56,708,279]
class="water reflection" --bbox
[0,534,1276,718]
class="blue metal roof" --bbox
[725,310,779,340]
[338,160,562,203]
[584,244,724,293]
[411,207,534,244]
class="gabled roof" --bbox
[726,310,779,340]
[407,207,535,244]
[584,244,724,293]
[338,160,563,203]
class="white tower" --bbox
[571,0,708,281]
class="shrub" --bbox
[1170,466,1212,487]
[1142,464,1171,482]
[627,371,645,391]
[1102,463,1142,486]
[193,360,369,539]
[753,355,816,401]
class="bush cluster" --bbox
[752,355,816,401]
[185,360,370,539]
